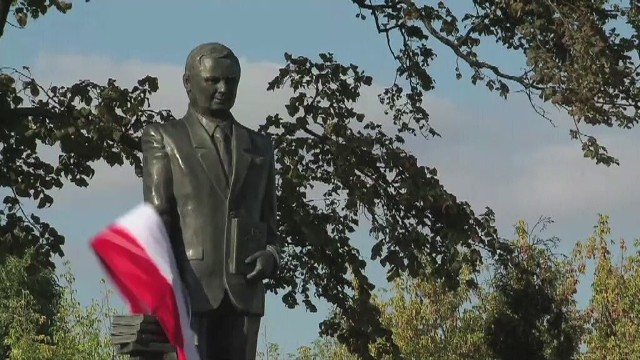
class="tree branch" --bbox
[8,106,59,119]
[353,1,544,93]
[420,19,544,92]
[0,0,11,39]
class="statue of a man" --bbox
[141,42,280,360]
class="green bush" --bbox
[0,251,124,360]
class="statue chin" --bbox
[210,98,233,110]
[191,103,232,117]
[209,105,231,112]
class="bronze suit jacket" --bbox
[141,109,279,316]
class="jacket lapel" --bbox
[229,121,252,204]
[184,113,228,198]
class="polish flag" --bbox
[90,203,200,360]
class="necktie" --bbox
[213,125,232,180]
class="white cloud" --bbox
[411,94,640,242]
[30,51,640,238]
[23,50,640,353]
[27,51,473,333]
[513,137,640,216]
[30,52,461,202]
[29,54,289,201]
[32,53,292,128]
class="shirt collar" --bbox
[191,109,233,137]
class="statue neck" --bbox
[189,105,233,123]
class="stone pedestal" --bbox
[110,314,177,360]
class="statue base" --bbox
[110,314,177,360]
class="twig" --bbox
[0,0,11,38]
[421,19,543,91]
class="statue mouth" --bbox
[213,97,230,103]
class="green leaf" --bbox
[16,12,28,27]
[37,194,53,209]
[29,81,40,97]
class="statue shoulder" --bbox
[142,118,186,140]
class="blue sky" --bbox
[3,0,640,355]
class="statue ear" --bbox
[183,73,191,94]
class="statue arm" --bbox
[142,124,174,235]
[262,140,281,276]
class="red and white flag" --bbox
[90,203,200,360]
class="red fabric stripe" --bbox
[91,226,187,360]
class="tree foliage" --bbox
[0,65,172,268]
[574,215,640,360]
[1,3,171,356]
[258,1,640,355]
[0,253,123,360]
[0,0,75,37]
[365,219,582,360]
[483,219,584,360]
[372,266,489,360]
[0,249,60,359]
[263,217,637,360]
[3,1,640,359]
[261,52,508,358]
[350,0,640,166]
[256,338,355,360]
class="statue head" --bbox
[183,42,241,116]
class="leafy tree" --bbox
[256,338,355,360]
[0,0,172,268]
[45,267,123,360]
[0,3,171,355]
[266,216,640,360]
[483,219,584,360]
[318,220,580,360]
[260,0,640,355]
[4,1,639,358]
[0,66,171,268]
[575,215,640,360]
[0,0,75,37]
[0,249,60,358]
[278,220,585,360]
[293,337,356,360]
[262,52,507,358]
[349,0,640,166]
[0,253,123,360]
[2,3,510,358]
[371,267,489,360]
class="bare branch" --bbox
[0,0,10,38]
[420,19,543,92]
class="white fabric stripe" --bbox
[112,202,200,360]
[114,203,174,281]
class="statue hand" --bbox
[245,249,275,282]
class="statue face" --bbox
[184,55,240,114]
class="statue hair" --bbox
[184,42,241,75]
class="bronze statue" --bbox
[141,42,280,360]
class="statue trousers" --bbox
[190,292,261,360]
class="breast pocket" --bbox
[248,155,268,182]
[250,155,265,167]
[241,155,268,211]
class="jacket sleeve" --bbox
[262,138,281,277]
[141,124,174,235]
